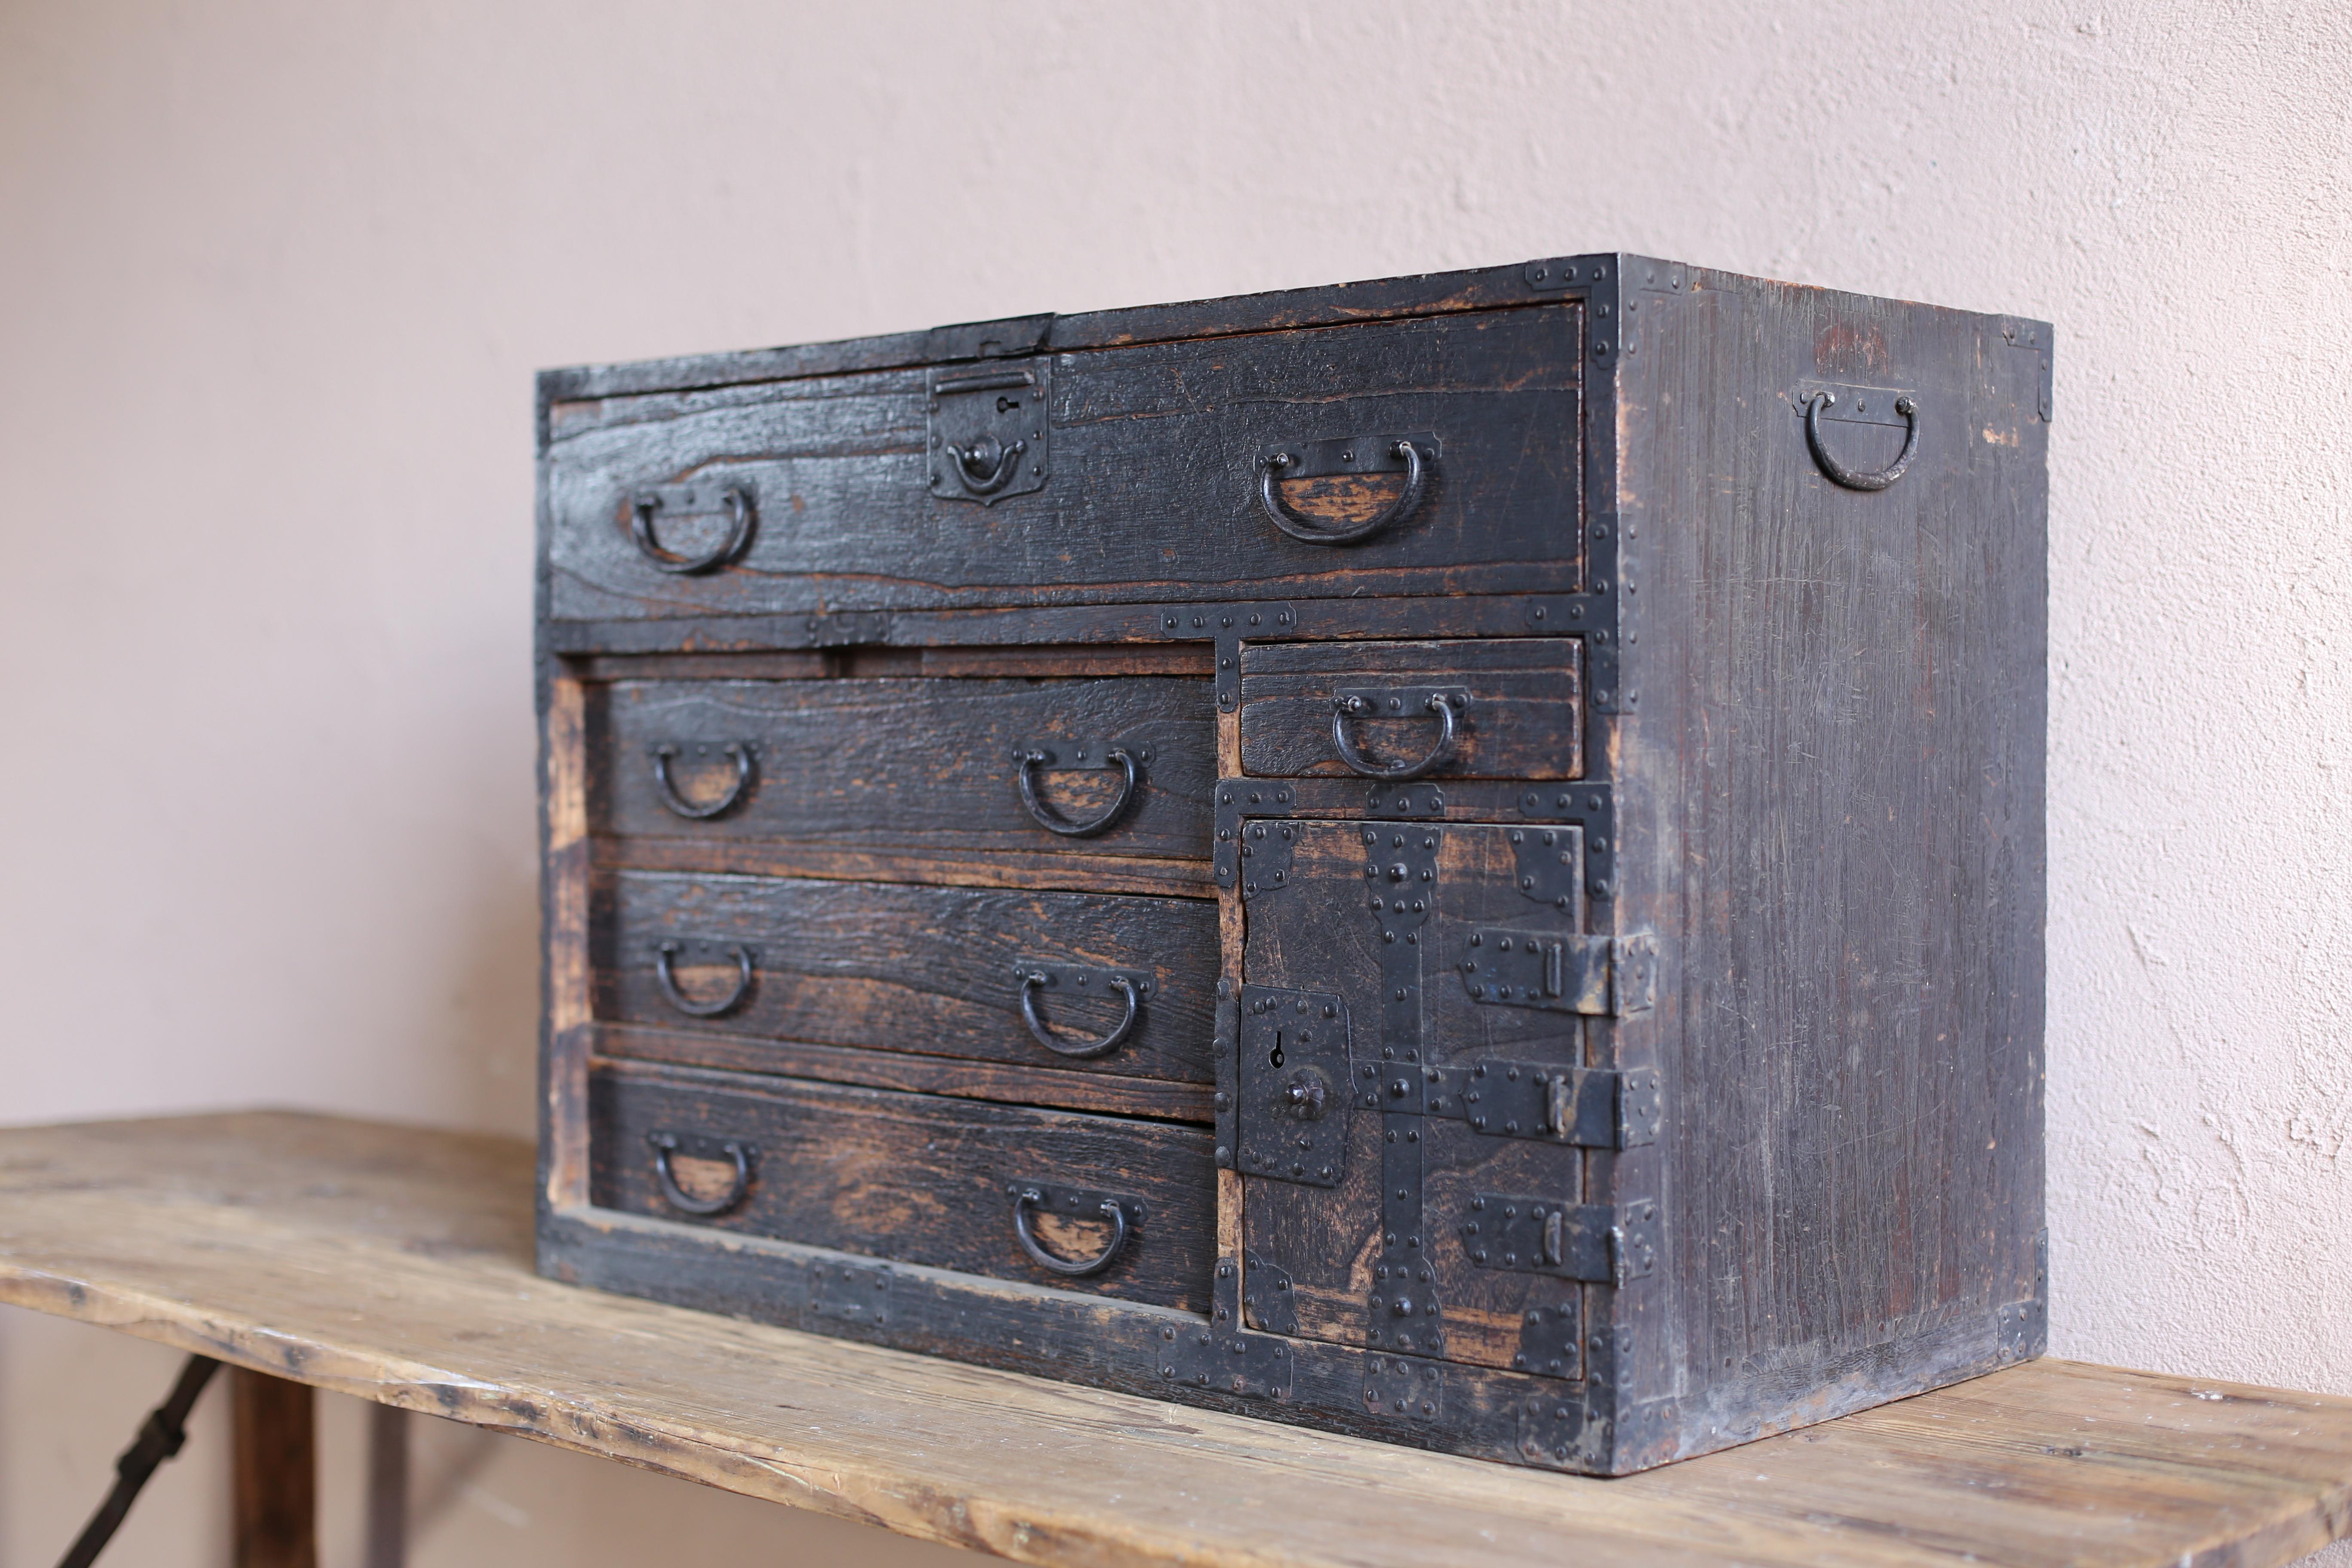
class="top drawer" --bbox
[545,304,1586,625]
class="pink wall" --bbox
[3,2,2347,1563]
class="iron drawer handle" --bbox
[1258,438,1427,546]
[1010,1188,1129,1277]
[944,435,1027,497]
[1018,971,1141,1059]
[1803,392,1919,492]
[1017,747,1138,838]
[654,940,753,1018]
[1331,691,1463,781]
[650,743,753,819]
[648,1132,751,1217]
[630,485,754,573]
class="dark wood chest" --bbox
[535,255,2049,1473]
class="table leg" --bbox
[230,1369,315,1568]
[364,1402,408,1568]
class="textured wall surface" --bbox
[2,1,2346,1563]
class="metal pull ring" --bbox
[631,486,754,573]
[1258,438,1427,546]
[1010,1188,1128,1277]
[651,743,752,819]
[1017,747,1138,838]
[1019,971,1141,1059]
[653,940,753,1018]
[1803,392,1920,492]
[648,1132,751,1216]
[1331,692,1463,781]
[944,435,1028,497]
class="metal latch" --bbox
[1234,985,1351,1187]
[1458,930,1656,1016]
[1459,1196,1660,1284]
[928,359,1050,505]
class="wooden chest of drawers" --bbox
[536,255,2050,1473]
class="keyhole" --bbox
[995,395,1021,413]
[1270,1031,1285,1069]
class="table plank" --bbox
[0,1112,2344,1568]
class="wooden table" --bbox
[2,1112,2346,1568]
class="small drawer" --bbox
[585,675,1216,873]
[591,869,1217,1098]
[544,304,1586,628]
[588,1060,1216,1311]
[1237,638,1583,781]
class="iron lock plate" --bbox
[929,360,1050,505]
[1235,985,1351,1188]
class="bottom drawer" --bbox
[588,1059,1216,1311]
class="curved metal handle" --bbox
[1010,1188,1128,1277]
[648,1132,751,1216]
[1258,438,1427,546]
[1803,393,1919,492]
[631,486,754,573]
[1331,692,1463,781]
[651,743,753,819]
[945,435,1028,497]
[1019,972,1141,1059]
[653,941,753,1018]
[1017,747,1138,838]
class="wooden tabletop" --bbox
[0,1113,2345,1568]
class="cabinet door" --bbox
[1237,819,1650,1379]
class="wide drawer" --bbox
[585,675,1216,874]
[591,869,1218,1098]
[588,1059,1216,1311]
[545,303,1585,623]
[1237,638,1584,781]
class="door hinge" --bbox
[1411,1063,1660,1148]
[1459,1196,1659,1285]
[1458,930,1656,1017]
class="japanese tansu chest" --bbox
[534,256,2049,1473]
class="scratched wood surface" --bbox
[2,1112,2346,1568]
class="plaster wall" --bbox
[1,2,2346,1563]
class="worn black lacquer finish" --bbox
[537,255,2049,1473]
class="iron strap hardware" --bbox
[646,1130,754,1217]
[1014,963,1151,1059]
[1797,384,1920,492]
[1378,1062,1662,1150]
[55,1353,221,1568]
[1161,1258,1293,1399]
[1007,1182,1141,1277]
[1458,929,1657,1017]
[652,939,754,1018]
[1256,435,1435,546]
[649,741,753,819]
[1461,1195,1660,1283]
[929,359,1050,505]
[630,483,755,574]
[1331,687,1468,781]
[1015,742,1142,838]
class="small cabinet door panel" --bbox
[586,676,1216,869]
[591,869,1218,1089]
[545,304,1584,623]
[589,1059,1217,1311]
[1237,638,1583,781]
[1238,819,1591,1374]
